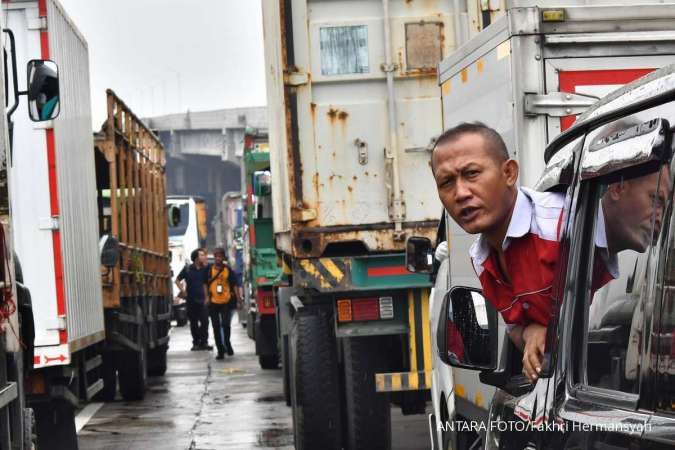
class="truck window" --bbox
[656,177,675,415]
[582,115,674,396]
[168,203,190,237]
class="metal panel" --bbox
[4,2,61,347]
[263,0,452,257]
[47,0,104,343]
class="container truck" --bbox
[262,1,453,447]
[93,90,172,401]
[241,127,283,369]
[405,1,675,448]
[3,1,107,448]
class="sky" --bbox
[57,0,267,128]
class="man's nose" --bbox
[454,179,472,202]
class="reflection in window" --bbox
[320,25,369,76]
[585,117,673,395]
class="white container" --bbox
[262,0,452,257]
[3,0,104,368]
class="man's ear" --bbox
[606,180,627,201]
[502,159,519,187]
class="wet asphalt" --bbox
[77,317,430,450]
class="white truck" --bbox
[416,1,675,449]
[168,195,202,326]
[3,1,105,448]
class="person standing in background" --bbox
[208,247,241,360]
[176,248,212,351]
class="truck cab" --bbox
[431,65,675,449]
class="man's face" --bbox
[197,250,208,266]
[214,253,224,265]
[606,166,671,253]
[432,133,517,235]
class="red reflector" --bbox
[352,298,379,321]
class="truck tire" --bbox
[290,310,341,450]
[118,348,147,401]
[94,352,117,402]
[33,400,78,450]
[343,337,391,450]
[258,354,278,370]
[175,317,187,327]
[148,345,168,377]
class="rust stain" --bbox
[352,176,358,181]
[327,107,338,124]
[347,186,353,193]
[337,111,348,121]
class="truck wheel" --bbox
[175,317,187,327]
[343,337,391,450]
[291,310,341,450]
[148,345,168,376]
[33,400,78,450]
[259,354,278,370]
[94,351,117,402]
[118,348,147,401]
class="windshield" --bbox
[168,203,190,237]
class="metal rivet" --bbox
[534,54,541,60]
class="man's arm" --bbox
[175,266,187,291]
[227,268,241,301]
[510,323,547,383]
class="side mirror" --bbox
[99,235,121,269]
[405,236,433,273]
[27,60,60,122]
[437,286,499,371]
[168,204,182,227]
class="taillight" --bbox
[336,297,394,323]
[337,299,352,322]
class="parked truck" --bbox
[262,1,453,447]
[167,195,203,326]
[93,90,172,401]
[416,1,675,449]
[241,127,283,369]
[3,1,107,447]
[0,5,62,447]
[219,191,246,326]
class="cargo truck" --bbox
[93,90,172,401]
[262,1,453,447]
[241,127,283,369]
[405,2,675,448]
[3,1,107,448]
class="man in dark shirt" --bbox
[176,248,212,351]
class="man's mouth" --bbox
[459,206,481,222]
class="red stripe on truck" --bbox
[42,16,66,343]
[559,68,654,131]
[367,266,408,277]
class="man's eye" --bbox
[466,170,479,178]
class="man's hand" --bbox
[521,323,547,383]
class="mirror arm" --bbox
[2,29,21,121]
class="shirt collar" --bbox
[595,202,620,279]
[470,187,530,265]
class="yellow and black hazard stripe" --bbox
[375,288,432,392]
[293,258,350,291]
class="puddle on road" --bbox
[256,428,293,447]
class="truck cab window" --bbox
[656,171,675,415]
[583,116,674,395]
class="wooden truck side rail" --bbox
[94,89,170,308]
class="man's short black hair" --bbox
[191,248,205,262]
[213,247,225,257]
[431,122,509,173]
